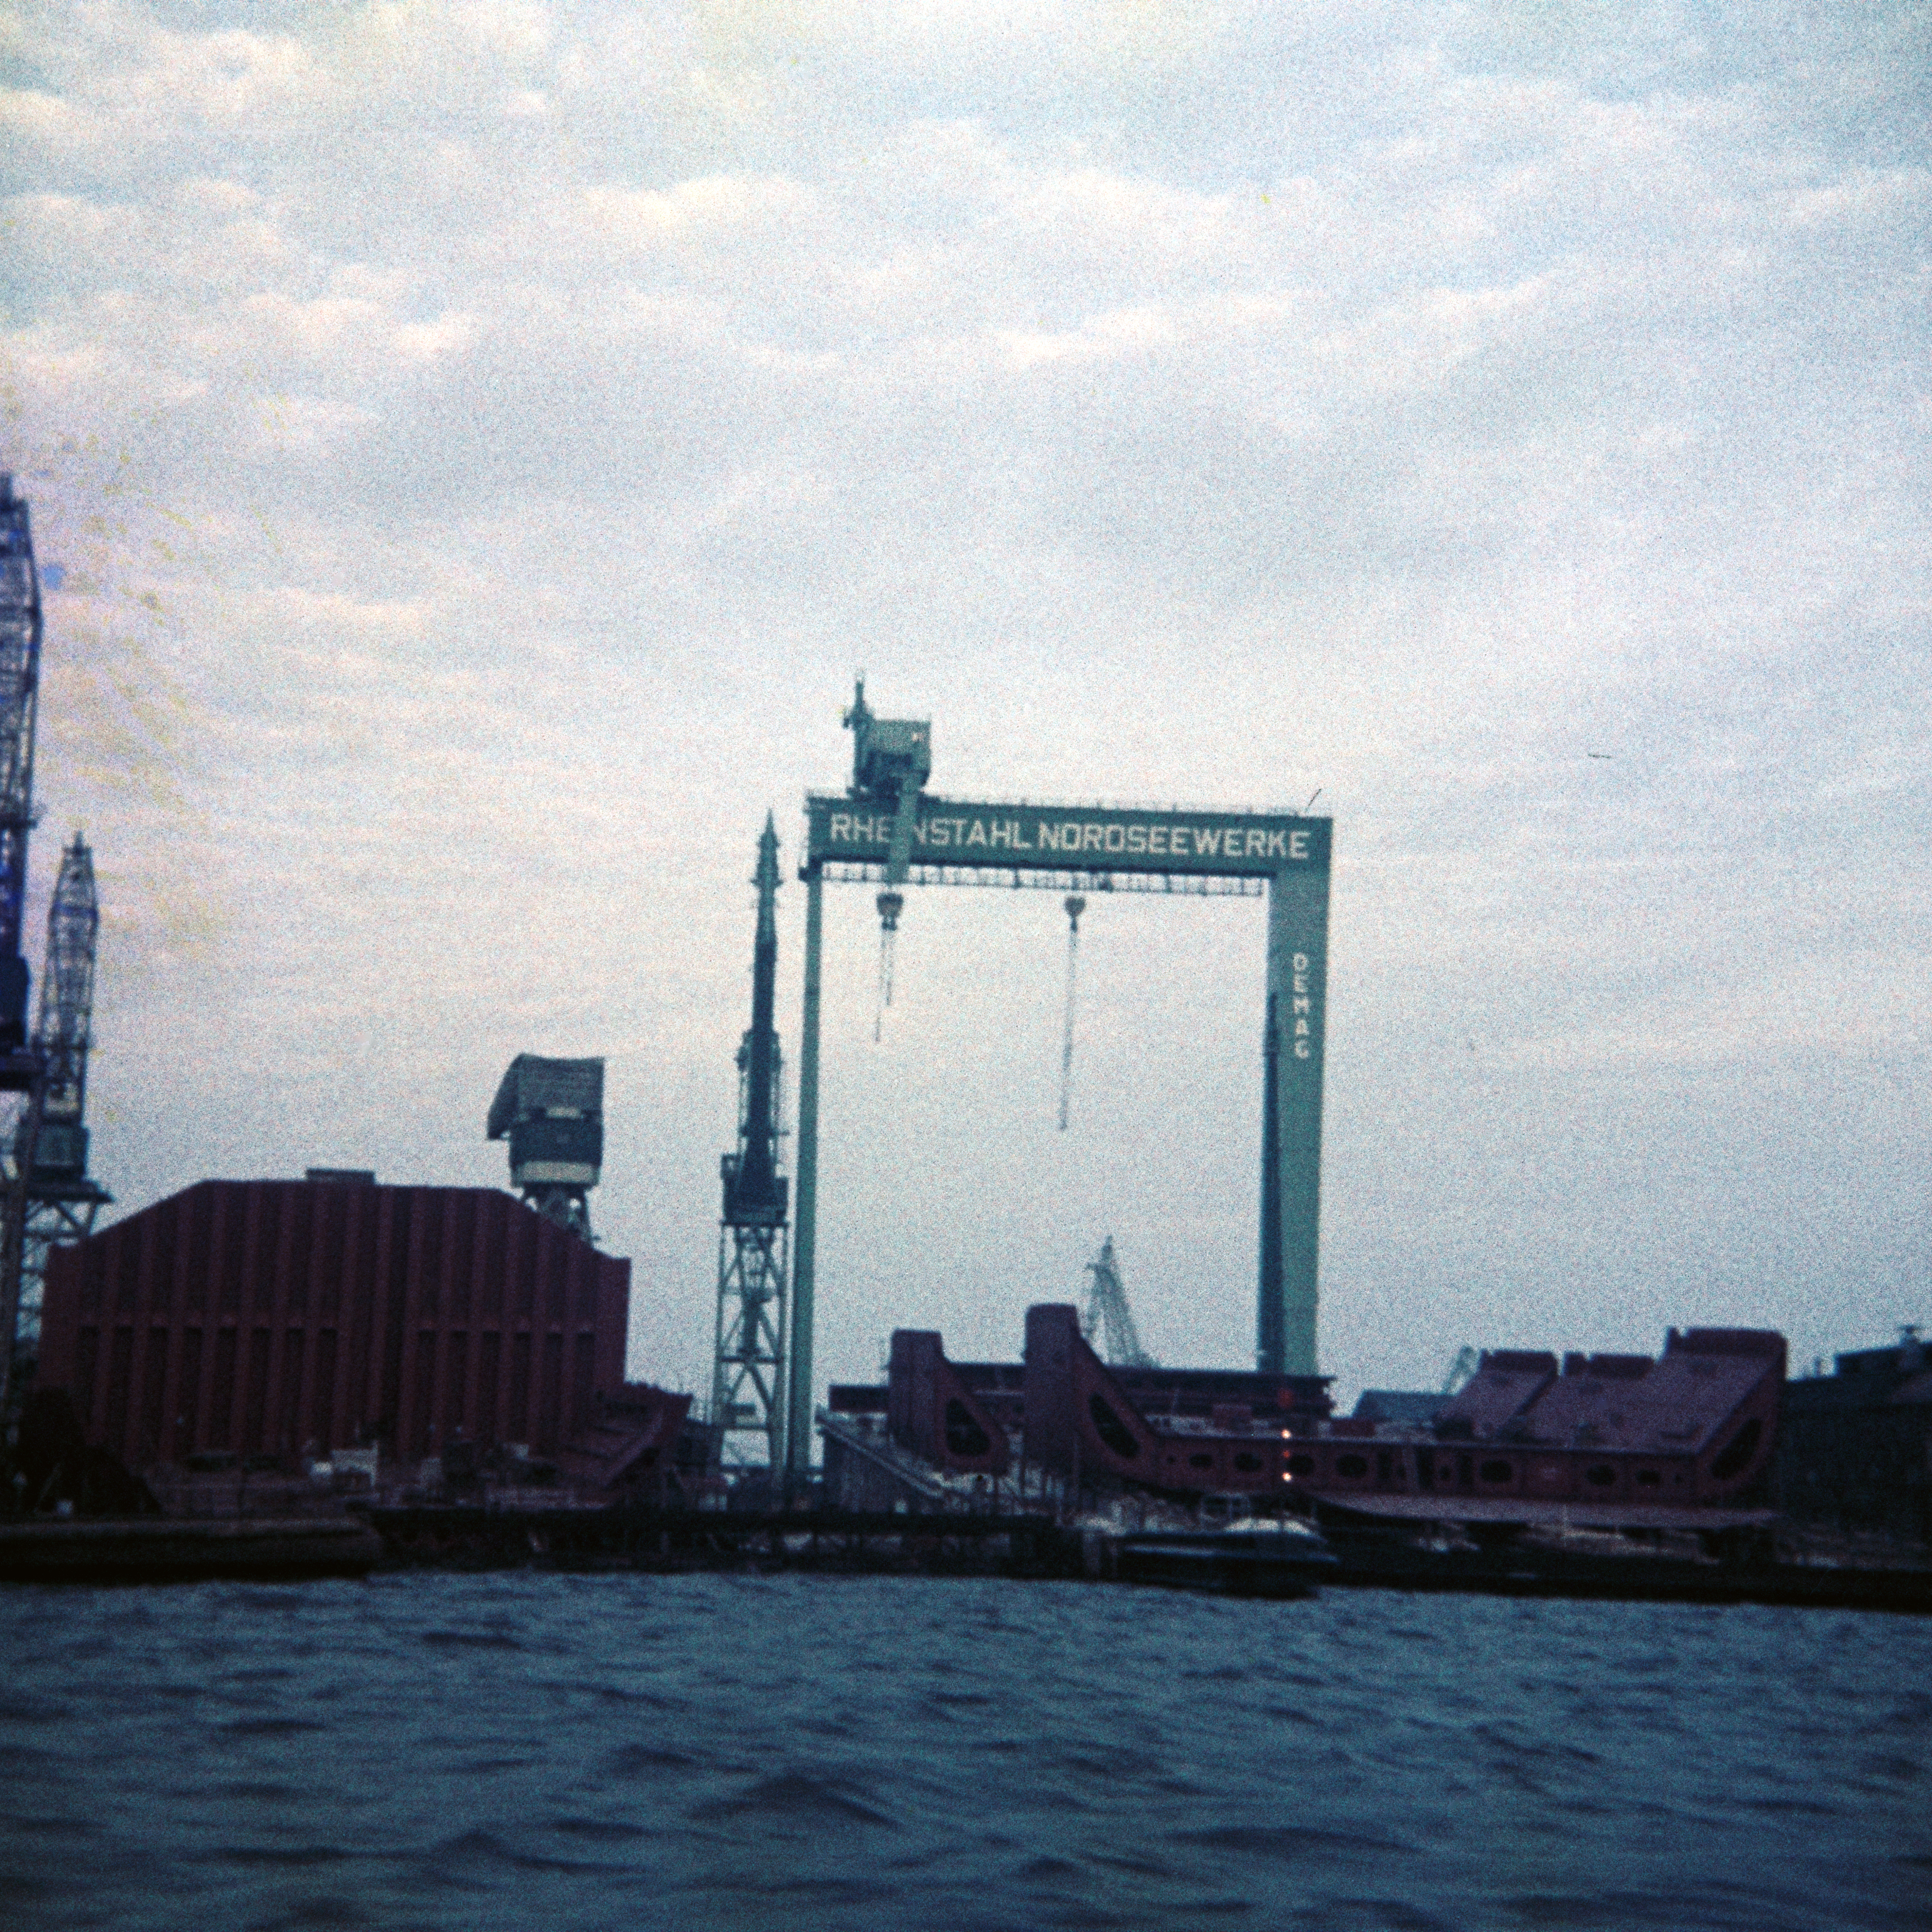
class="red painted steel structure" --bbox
[37,1178,630,1470]
[856,1308,1783,1517]
[886,1329,1009,1477]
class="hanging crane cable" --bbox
[1057,895,1085,1130]
[874,889,903,1043]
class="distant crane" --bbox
[487,1054,604,1240]
[713,814,790,1472]
[1081,1235,1155,1369]
[0,474,41,1052]
[14,835,113,1361]
[0,475,49,1401]
[1442,1345,1480,1395]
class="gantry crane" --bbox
[15,835,112,1362]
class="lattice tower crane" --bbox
[0,475,40,1048]
[15,835,112,1365]
[1081,1235,1155,1369]
[0,475,48,1402]
[712,814,791,1474]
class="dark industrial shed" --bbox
[36,1172,632,1472]
[1778,1333,1932,1542]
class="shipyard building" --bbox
[1777,1332,1932,1542]
[37,1171,632,1471]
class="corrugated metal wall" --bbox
[38,1179,631,1469]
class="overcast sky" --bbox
[3,0,1926,1409]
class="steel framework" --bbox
[1081,1235,1154,1369]
[15,835,111,1359]
[783,683,1333,1483]
[0,475,48,1398]
[712,815,790,1471]
[0,476,41,1037]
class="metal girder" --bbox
[0,477,48,1401]
[712,1221,788,1471]
[15,1181,110,1353]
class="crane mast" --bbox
[713,814,790,1478]
[33,836,98,1161]
[0,476,47,1401]
[16,835,112,1363]
[0,475,39,1046]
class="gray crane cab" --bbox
[844,678,931,805]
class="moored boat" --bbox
[1108,1508,1338,1597]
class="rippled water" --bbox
[2,1571,1927,1931]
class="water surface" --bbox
[2,1572,1926,1930]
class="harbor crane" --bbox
[0,475,40,1055]
[712,814,790,1471]
[0,475,49,1403]
[784,680,1333,1479]
[1081,1235,1156,1369]
[488,1054,604,1240]
[15,835,112,1361]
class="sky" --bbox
[2,0,1926,1411]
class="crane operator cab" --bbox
[844,677,931,813]
[844,678,931,1036]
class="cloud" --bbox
[3,0,1927,1404]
